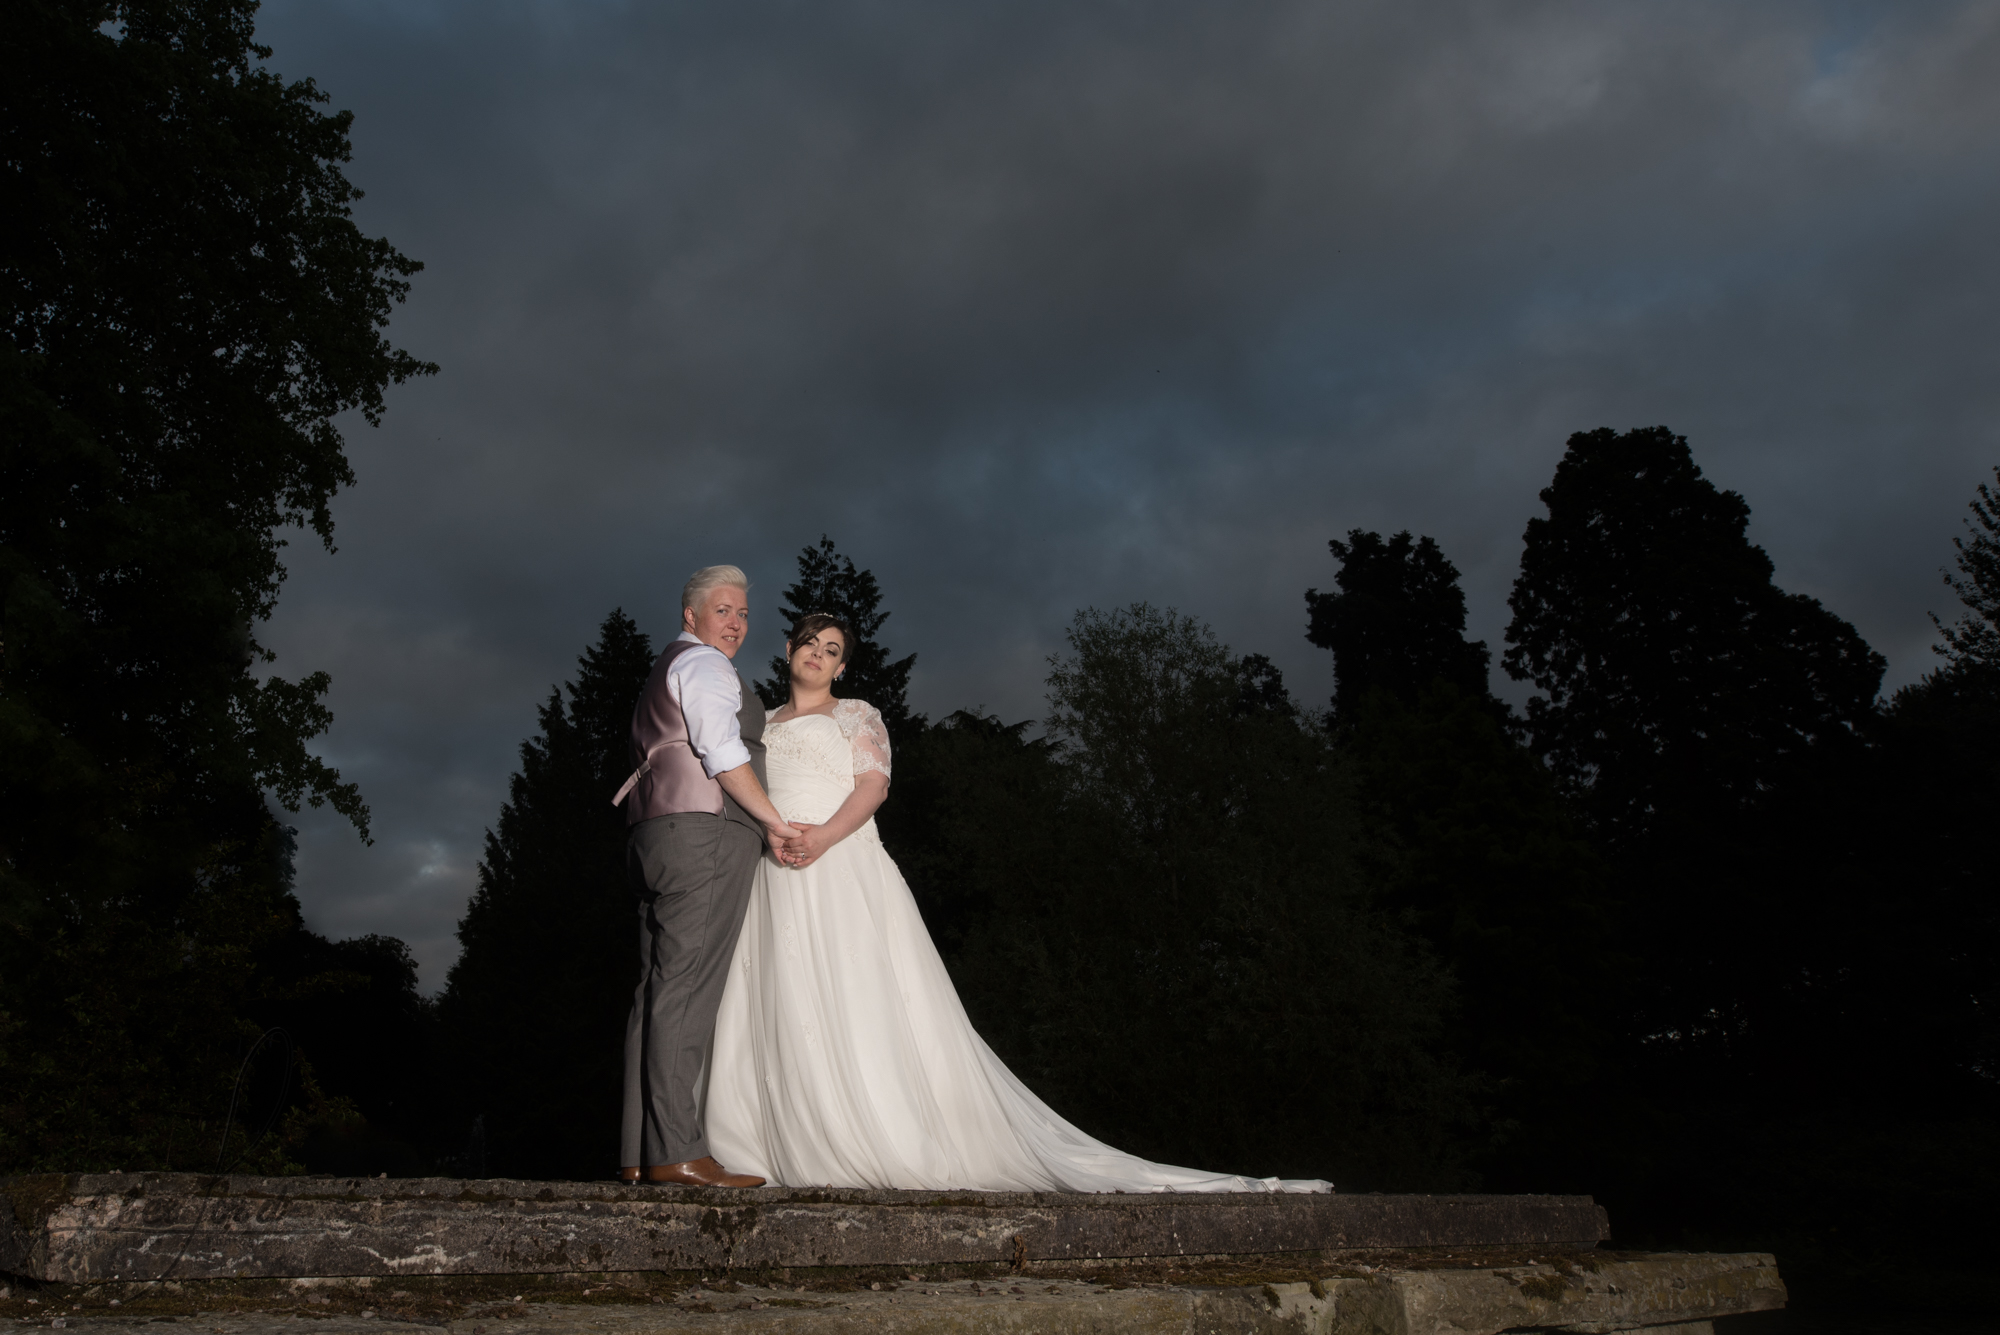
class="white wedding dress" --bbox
[705,699,1331,1193]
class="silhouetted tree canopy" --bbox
[1487,431,2000,1312]
[1344,680,1615,1166]
[876,710,1062,959]
[1503,427,1884,845]
[0,0,431,1172]
[756,535,917,729]
[1303,532,1614,1188]
[892,606,1478,1188]
[3,0,434,866]
[438,611,654,1179]
[1306,529,1493,722]
[1500,427,1888,1054]
[259,923,436,1176]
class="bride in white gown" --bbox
[705,613,1330,1194]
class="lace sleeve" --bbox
[832,699,891,780]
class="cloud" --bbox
[254,0,2000,987]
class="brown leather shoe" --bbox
[643,1156,765,1188]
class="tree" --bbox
[1488,429,1990,1290]
[1500,428,1885,1054]
[438,611,655,1180]
[1306,530,1493,721]
[1302,532,1614,1187]
[916,605,1478,1188]
[875,709,1065,957]
[0,1,432,1171]
[756,536,917,730]
[1932,465,2000,673]
[258,921,437,1175]
[1502,427,1884,846]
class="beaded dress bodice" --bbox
[763,699,891,836]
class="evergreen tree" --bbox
[1932,464,2000,672]
[757,536,916,730]
[1306,530,1493,721]
[438,611,654,1180]
[1842,464,2000,1137]
[0,0,430,1171]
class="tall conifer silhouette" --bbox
[439,610,654,1179]
[1932,464,2000,673]
[757,536,917,731]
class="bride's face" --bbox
[788,629,848,691]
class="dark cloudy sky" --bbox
[252,0,2000,990]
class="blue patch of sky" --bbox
[1807,0,1896,78]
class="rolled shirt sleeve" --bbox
[666,636,752,778]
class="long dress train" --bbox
[705,701,1330,1193]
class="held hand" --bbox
[766,823,812,867]
[781,823,830,869]
[764,819,803,853]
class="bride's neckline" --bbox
[769,703,841,727]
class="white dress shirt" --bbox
[669,630,752,778]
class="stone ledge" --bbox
[0,1253,1786,1335]
[1,1175,1612,1283]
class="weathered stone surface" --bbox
[1250,1252,1786,1334]
[0,1255,1785,1334]
[1,1175,1612,1283]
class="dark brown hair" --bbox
[785,613,852,663]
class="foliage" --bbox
[0,811,293,1171]
[1306,530,1493,721]
[1303,531,1616,1187]
[1932,465,2000,672]
[891,606,1479,1188]
[1490,431,1994,1315]
[876,709,1066,959]
[0,0,432,1173]
[1341,682,1615,1181]
[1669,658,2000,1302]
[1501,429,1886,1049]
[437,611,656,1180]
[1863,663,2000,1090]
[258,925,437,1174]
[756,535,917,729]
[1503,427,1884,846]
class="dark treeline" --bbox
[434,435,1998,1317]
[3,3,1993,1322]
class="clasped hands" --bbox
[768,821,829,869]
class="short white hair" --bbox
[682,564,749,613]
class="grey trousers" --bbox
[620,812,761,1169]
